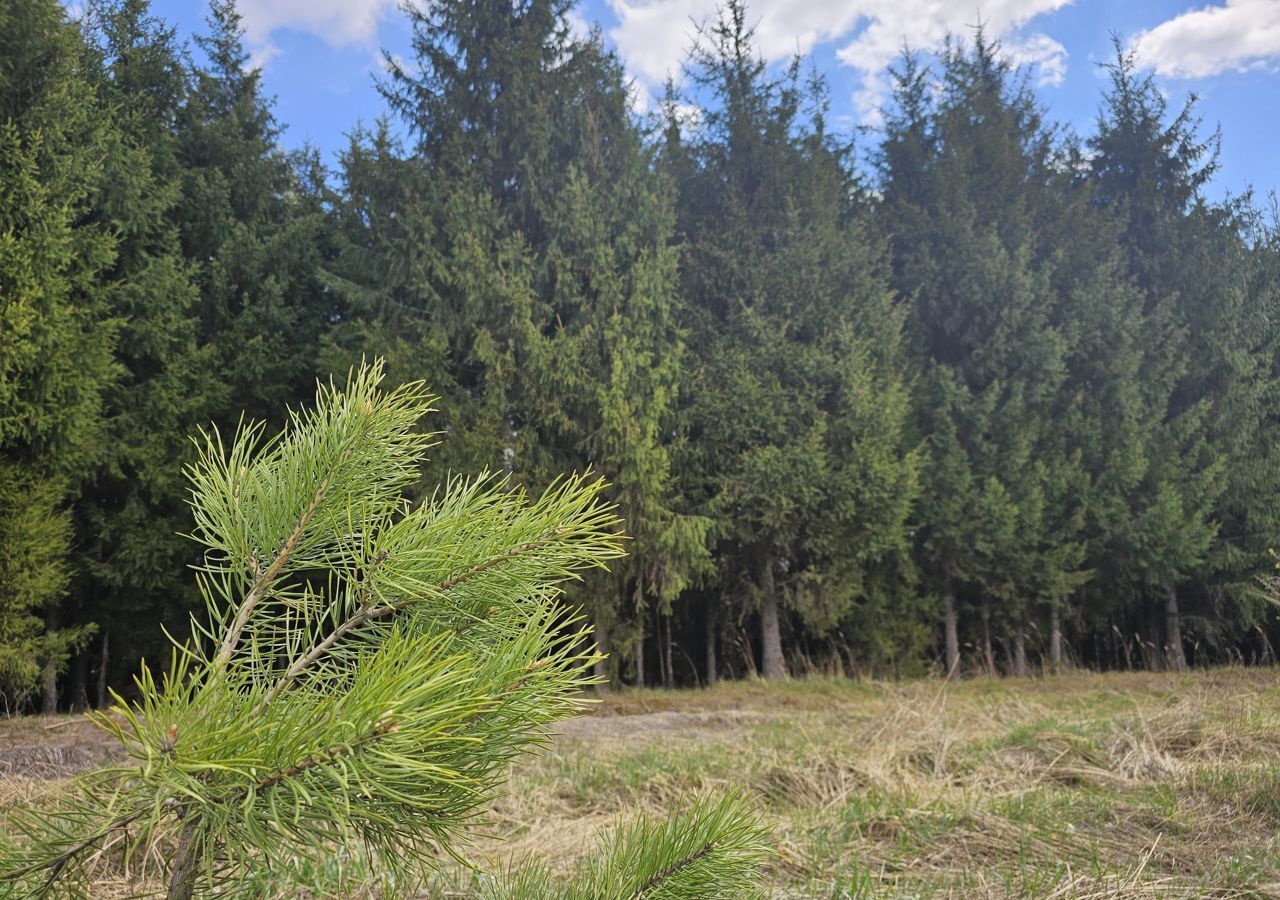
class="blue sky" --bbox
[147,0,1280,199]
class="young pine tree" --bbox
[0,362,769,897]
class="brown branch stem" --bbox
[259,529,567,707]
[630,842,715,898]
[214,431,364,669]
[247,716,399,793]
[2,804,166,883]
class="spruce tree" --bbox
[670,1,919,679]
[0,0,117,706]
[177,0,328,425]
[878,34,1089,675]
[1086,42,1235,669]
[320,120,521,481]
[1035,161,1148,671]
[372,0,705,685]
[65,0,215,706]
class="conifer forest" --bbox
[6,0,1280,718]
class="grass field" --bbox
[5,668,1280,897]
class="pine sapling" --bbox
[0,362,769,898]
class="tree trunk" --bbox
[1012,624,1028,678]
[739,625,757,678]
[661,614,674,688]
[96,631,110,709]
[1049,606,1063,673]
[69,646,89,711]
[1145,602,1164,671]
[1165,587,1188,672]
[759,554,785,681]
[41,608,59,714]
[943,592,960,679]
[704,604,717,689]
[981,604,995,677]
[633,633,645,687]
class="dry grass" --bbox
[5,668,1280,897]
[436,668,1280,898]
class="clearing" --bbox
[4,668,1280,897]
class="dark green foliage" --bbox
[358,0,707,684]
[668,1,920,679]
[0,469,73,702]
[177,0,329,424]
[1083,41,1256,669]
[3,0,1280,705]
[877,33,1093,675]
[0,0,116,704]
[65,0,215,699]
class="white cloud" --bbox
[608,0,719,86]
[567,8,594,43]
[1133,0,1280,79]
[608,0,1073,123]
[248,42,283,71]
[1004,33,1069,87]
[238,0,394,66]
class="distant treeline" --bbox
[3,0,1279,709]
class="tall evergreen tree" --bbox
[176,0,328,426]
[64,0,215,706]
[0,0,116,707]
[319,121,517,481]
[878,35,1089,675]
[1086,42,1240,669]
[367,0,705,685]
[669,1,919,680]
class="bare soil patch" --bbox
[0,715,123,779]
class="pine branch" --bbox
[579,788,770,899]
[211,430,360,670]
[6,717,407,889]
[163,716,400,900]
[434,529,568,592]
[630,842,714,898]
[213,420,366,668]
[260,529,569,706]
[257,716,396,788]
[1,804,165,884]
[241,716,401,794]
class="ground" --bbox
[4,668,1280,897]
